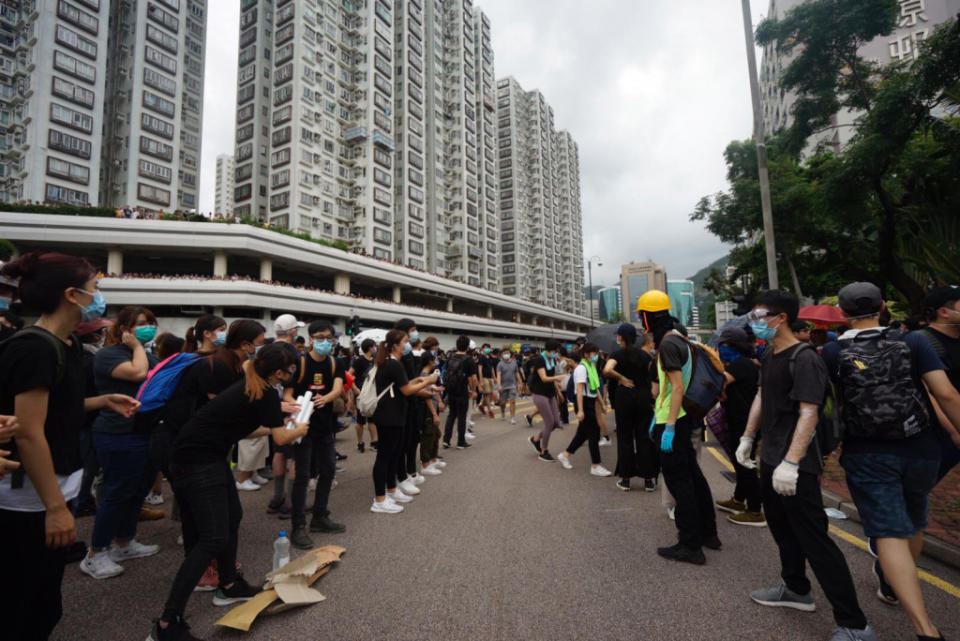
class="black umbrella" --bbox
[708,314,751,347]
[585,322,643,353]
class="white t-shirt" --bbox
[0,469,82,512]
[573,363,597,398]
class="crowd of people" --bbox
[1,249,959,641]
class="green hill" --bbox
[688,254,729,329]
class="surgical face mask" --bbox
[135,325,158,344]
[213,330,227,346]
[0,296,9,312]
[484,348,491,355]
[749,319,779,342]
[502,353,511,361]
[589,355,599,363]
[74,288,106,322]
[408,330,419,343]
[313,339,333,356]
[403,342,412,355]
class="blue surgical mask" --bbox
[75,289,106,322]
[408,330,419,343]
[589,355,599,363]
[718,345,742,363]
[254,344,263,356]
[314,339,333,356]
[0,296,9,311]
[749,320,778,342]
[403,342,412,355]
[213,330,227,346]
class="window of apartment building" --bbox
[408,169,423,186]
[373,247,391,261]
[52,76,94,108]
[373,208,391,225]
[73,0,100,10]
[373,227,392,244]
[373,187,391,206]
[156,0,179,10]
[143,90,176,118]
[272,105,292,126]
[236,103,254,124]
[408,221,424,238]
[271,147,290,166]
[45,183,88,205]
[408,186,423,203]
[275,62,294,84]
[373,110,391,132]
[373,167,391,187]
[57,1,99,35]
[234,184,252,201]
[273,85,292,106]
[276,23,294,45]
[271,169,290,188]
[236,142,253,161]
[374,73,391,96]
[374,35,391,60]
[240,7,257,29]
[53,51,96,83]
[235,163,252,181]
[275,42,293,64]
[138,159,172,183]
[145,45,177,74]
[138,182,170,205]
[408,133,422,152]
[239,44,256,66]
[141,113,174,139]
[140,136,173,161]
[408,203,423,220]
[272,126,291,146]
[147,3,179,32]
[48,129,91,158]
[270,191,290,210]
[373,91,391,114]
[408,239,424,255]
[238,63,255,85]
[373,148,391,168]
[236,123,254,143]
[144,68,176,96]
[55,25,97,59]
[50,103,92,133]
[46,156,89,185]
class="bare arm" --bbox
[783,401,819,463]
[109,341,150,382]
[399,372,439,397]
[743,391,762,438]
[924,371,960,444]
[537,367,562,383]
[665,370,684,425]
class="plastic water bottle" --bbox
[273,531,290,571]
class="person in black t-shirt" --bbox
[712,326,763,526]
[919,286,960,482]
[441,335,480,450]
[150,344,308,641]
[267,314,306,516]
[394,318,427,497]
[527,339,566,461]
[287,320,346,548]
[603,323,657,491]
[350,338,378,452]
[0,252,140,641]
[371,329,440,514]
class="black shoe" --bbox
[266,497,286,514]
[63,540,88,564]
[616,479,631,491]
[442,441,451,449]
[538,451,555,462]
[148,617,202,641]
[644,479,656,492]
[276,503,292,520]
[874,560,899,605]
[257,467,274,480]
[289,526,315,550]
[310,515,346,533]
[335,451,347,461]
[357,442,365,453]
[212,574,261,606]
[525,414,533,426]
[370,441,379,451]
[529,435,541,454]
[657,544,706,565]
[702,535,722,551]
[456,442,472,450]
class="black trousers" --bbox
[654,416,717,549]
[163,461,241,622]
[291,431,336,527]
[0,509,66,641]
[565,396,601,464]
[443,395,469,446]
[726,418,761,512]
[613,388,659,480]
[373,424,403,496]
[760,463,867,629]
[558,390,570,424]
[401,401,425,478]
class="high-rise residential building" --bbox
[667,279,695,328]
[620,261,667,320]
[100,0,207,211]
[214,153,234,214]
[598,286,622,322]
[0,0,112,205]
[760,0,960,150]
[554,129,584,315]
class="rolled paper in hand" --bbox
[286,392,313,444]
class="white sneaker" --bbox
[371,499,403,514]
[308,478,318,492]
[590,465,613,477]
[469,419,476,427]
[80,552,125,579]
[421,465,442,476]
[557,453,573,470]
[668,507,676,521]
[399,479,421,495]
[389,490,412,503]
[250,473,270,485]
[435,460,448,468]
[598,437,612,447]
[331,478,338,489]
[465,432,476,441]
[510,418,517,424]
[144,492,164,505]
[235,479,261,492]
[108,539,160,562]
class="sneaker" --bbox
[266,497,286,514]
[235,479,261,492]
[146,617,202,641]
[873,560,899,605]
[256,467,274,480]
[598,437,612,447]
[668,507,675,521]
[715,497,746,514]
[421,465,442,476]
[64,540,88,564]
[371,499,403,514]
[289,526,314,550]
[456,443,472,450]
[275,504,292,519]
[194,564,219,592]
[370,441,379,451]
[145,491,164,506]
[434,460,448,468]
[250,473,270,485]
[336,452,348,461]
[528,435,541,454]
[308,478,318,492]
[139,506,165,521]
[388,490,412,503]
[212,575,261,606]
[728,511,767,527]
[538,451,555,462]
[510,418,517,425]
[557,452,573,469]
[310,515,346,533]
[488,410,495,418]
[357,442,365,453]
[616,479,631,491]
[702,535,723,551]
[657,543,706,565]
[750,583,816,612]
[526,414,533,426]
[109,539,159,562]
[411,474,425,486]
[465,432,476,441]
[469,420,476,427]
[442,441,451,449]
[399,479,421,495]
[80,552,125,579]
[828,625,878,641]
[644,478,657,492]
[590,465,613,477]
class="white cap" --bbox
[274,314,305,334]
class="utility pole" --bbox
[741,0,779,289]
[588,260,595,329]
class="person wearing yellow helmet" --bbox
[638,290,719,566]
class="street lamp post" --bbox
[587,255,602,328]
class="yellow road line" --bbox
[703,439,960,599]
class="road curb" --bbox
[821,488,960,571]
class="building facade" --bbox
[598,285,621,322]
[667,279,695,328]
[621,261,667,320]
[214,153,234,214]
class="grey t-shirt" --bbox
[497,359,519,389]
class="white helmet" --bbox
[468,340,477,350]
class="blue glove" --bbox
[660,423,675,453]
[648,415,657,438]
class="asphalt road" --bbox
[58,399,960,641]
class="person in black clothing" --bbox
[394,318,427,495]
[148,344,309,641]
[267,314,306,517]
[442,335,480,450]
[350,338,378,452]
[370,329,439,513]
[713,326,764,526]
[288,320,346,549]
[603,323,658,491]
[75,318,113,517]
[0,252,140,641]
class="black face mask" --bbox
[642,313,675,348]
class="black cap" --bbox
[717,326,749,344]
[923,286,960,315]
[838,282,883,317]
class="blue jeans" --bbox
[90,432,150,551]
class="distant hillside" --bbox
[688,254,729,329]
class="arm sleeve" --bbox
[573,364,587,387]
[258,392,284,428]
[4,339,57,396]
[905,332,946,376]
[658,336,688,372]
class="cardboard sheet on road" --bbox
[215,545,345,632]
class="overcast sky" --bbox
[199,0,770,286]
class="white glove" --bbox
[735,436,756,469]
[772,459,800,496]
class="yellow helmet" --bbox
[636,290,672,313]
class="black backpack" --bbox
[787,343,843,457]
[835,328,929,441]
[444,353,469,395]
